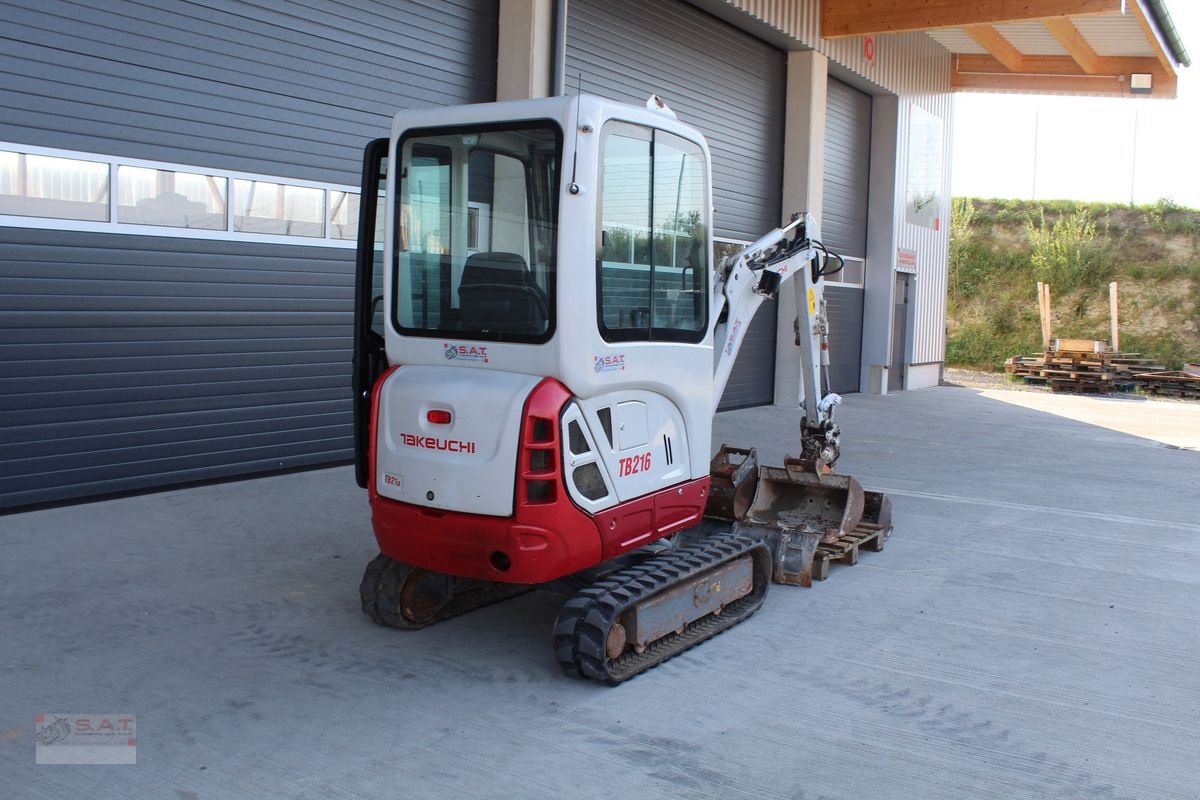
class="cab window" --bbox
[597,122,708,343]
[393,122,560,343]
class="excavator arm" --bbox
[711,213,845,473]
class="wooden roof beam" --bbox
[821,0,1122,38]
[963,24,1024,71]
[953,54,1177,97]
[1043,17,1100,73]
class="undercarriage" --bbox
[359,447,892,685]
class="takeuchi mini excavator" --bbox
[351,94,892,684]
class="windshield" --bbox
[393,122,560,343]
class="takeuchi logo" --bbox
[399,433,476,454]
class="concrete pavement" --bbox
[1,385,1197,799]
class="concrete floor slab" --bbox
[1,386,1197,799]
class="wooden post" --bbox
[1109,281,1120,353]
[1038,282,1053,353]
[1036,282,1045,353]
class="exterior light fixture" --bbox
[1130,73,1153,93]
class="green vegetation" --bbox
[947,198,1200,370]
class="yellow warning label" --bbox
[807,287,816,316]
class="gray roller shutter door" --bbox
[821,78,871,394]
[565,0,785,409]
[824,285,864,394]
[0,0,498,510]
[0,0,498,183]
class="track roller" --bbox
[360,553,529,630]
[553,534,771,685]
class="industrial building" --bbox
[0,0,1188,509]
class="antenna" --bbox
[568,73,584,194]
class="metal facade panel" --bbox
[894,95,954,366]
[993,21,1069,56]
[926,29,988,55]
[825,286,864,394]
[1073,16,1157,57]
[0,0,498,185]
[0,0,497,508]
[822,78,872,258]
[566,0,786,243]
[0,228,354,509]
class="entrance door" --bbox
[889,273,911,391]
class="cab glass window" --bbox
[598,122,708,343]
[393,123,560,343]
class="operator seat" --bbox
[457,251,549,336]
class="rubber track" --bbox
[360,554,529,630]
[553,534,771,685]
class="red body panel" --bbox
[368,372,709,584]
[595,478,710,561]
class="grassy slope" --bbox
[947,198,1200,370]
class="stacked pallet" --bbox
[1110,354,1168,381]
[1009,282,1185,396]
[1005,339,1121,393]
[1134,364,1200,400]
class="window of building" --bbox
[0,151,109,221]
[0,143,359,248]
[117,166,227,230]
[233,179,324,238]
[597,122,707,343]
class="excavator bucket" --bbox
[706,445,892,587]
[707,445,759,521]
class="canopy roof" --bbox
[821,0,1190,98]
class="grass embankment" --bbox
[948,198,1200,370]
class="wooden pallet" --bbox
[1050,379,1107,394]
[810,522,890,582]
[1136,370,1200,400]
[1004,348,1163,395]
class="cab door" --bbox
[352,139,389,487]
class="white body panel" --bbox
[560,390,692,513]
[381,96,717,490]
[579,391,690,501]
[375,366,539,516]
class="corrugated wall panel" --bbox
[0,0,498,184]
[823,78,872,257]
[0,229,355,509]
[0,0,498,509]
[825,286,864,393]
[566,0,786,243]
[894,94,954,365]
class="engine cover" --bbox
[374,365,540,516]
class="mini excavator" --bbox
[351,94,892,684]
